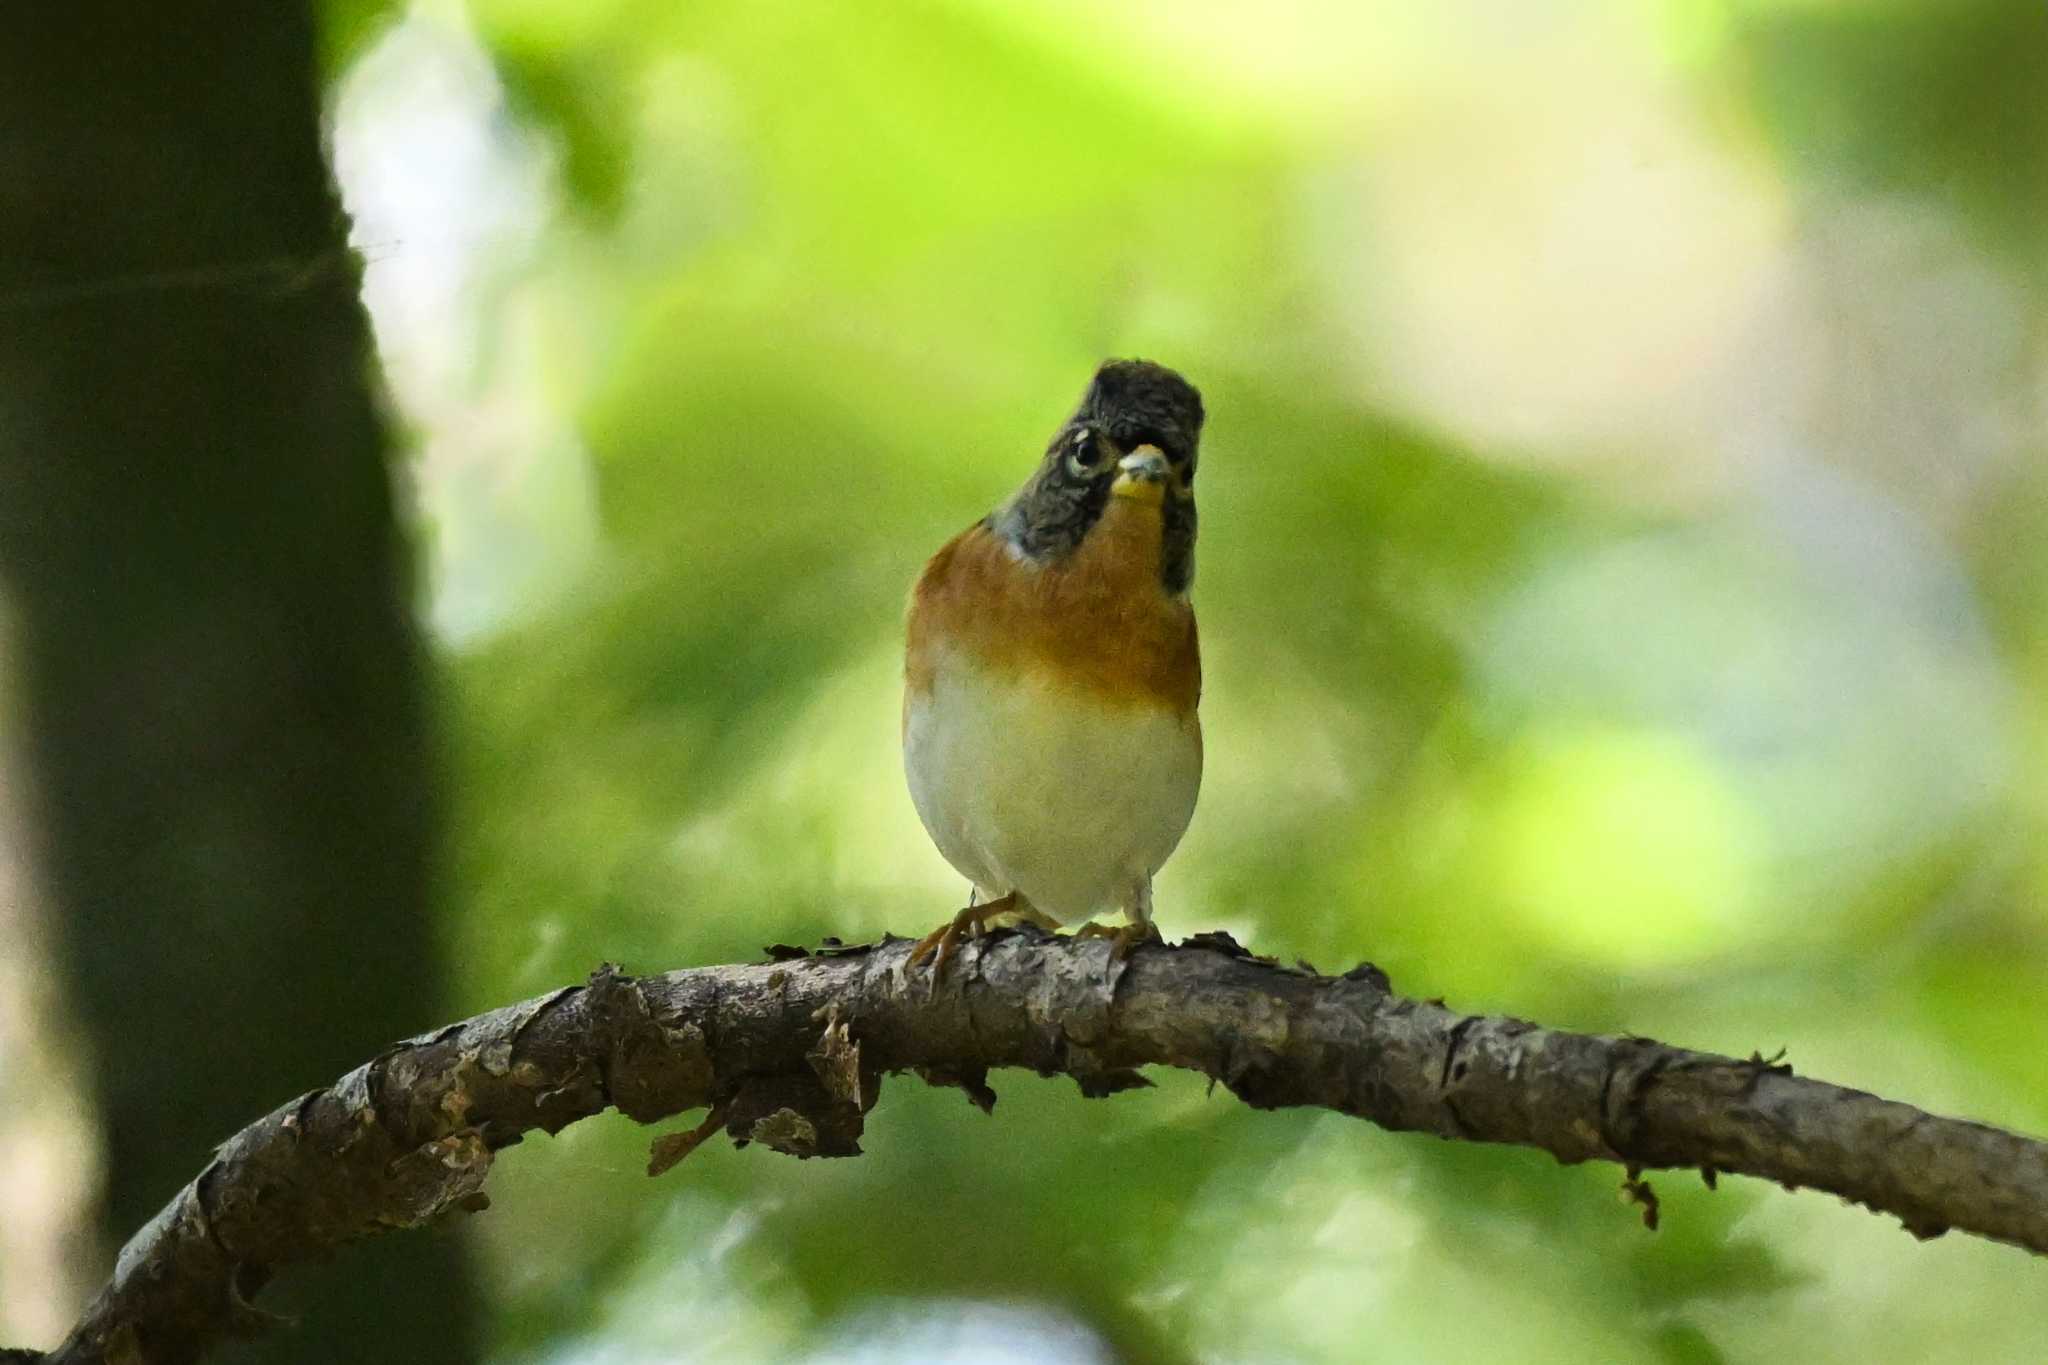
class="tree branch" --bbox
[24,931,2048,1363]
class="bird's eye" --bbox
[1065,429,1109,477]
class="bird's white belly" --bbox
[904,647,1201,923]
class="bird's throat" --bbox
[1065,493,1166,598]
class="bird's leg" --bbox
[909,890,1051,975]
[1073,919,1162,961]
[1074,880,1162,962]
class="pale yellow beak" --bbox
[1110,446,1169,504]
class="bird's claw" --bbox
[910,892,1030,979]
[1074,919,1161,962]
[908,911,972,978]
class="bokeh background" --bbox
[6,0,2048,1360]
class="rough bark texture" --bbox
[0,5,473,1360]
[17,929,2048,1364]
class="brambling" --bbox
[904,360,1204,973]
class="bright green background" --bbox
[328,1,2048,1360]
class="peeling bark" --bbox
[20,931,2048,1363]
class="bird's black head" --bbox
[1076,359,1206,476]
[993,359,1204,594]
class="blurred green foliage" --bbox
[326,0,2048,1360]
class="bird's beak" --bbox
[1111,446,1170,504]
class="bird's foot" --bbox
[1008,904,1064,934]
[909,892,1057,977]
[1074,919,1162,962]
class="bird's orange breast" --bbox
[906,497,1201,716]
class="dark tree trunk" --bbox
[0,6,476,1361]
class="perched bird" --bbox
[903,359,1205,972]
